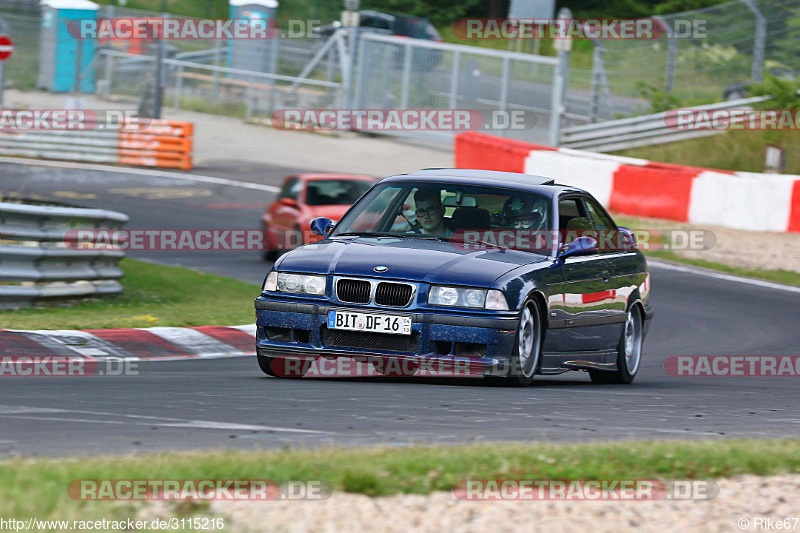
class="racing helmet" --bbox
[502,196,546,229]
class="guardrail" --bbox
[0,201,129,309]
[0,119,194,170]
[560,96,773,152]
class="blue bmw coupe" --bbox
[255,169,653,385]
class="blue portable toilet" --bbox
[37,0,98,92]
[227,0,279,78]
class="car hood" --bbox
[276,236,547,287]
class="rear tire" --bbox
[486,298,542,387]
[590,305,643,384]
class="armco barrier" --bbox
[0,119,193,170]
[455,132,800,233]
[0,201,129,309]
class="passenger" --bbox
[413,188,453,237]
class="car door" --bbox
[582,195,635,347]
[552,195,617,354]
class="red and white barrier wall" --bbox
[455,132,800,233]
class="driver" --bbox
[413,188,452,237]
[502,196,546,229]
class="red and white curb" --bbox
[455,131,800,233]
[0,325,256,362]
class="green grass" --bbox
[612,130,800,175]
[0,258,260,329]
[1,439,799,521]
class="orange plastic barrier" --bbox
[117,119,193,170]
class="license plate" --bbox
[327,310,412,335]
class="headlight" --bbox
[429,285,508,309]
[264,271,326,295]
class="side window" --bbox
[279,178,301,201]
[583,197,616,231]
[558,197,593,247]
[582,197,621,253]
[558,197,588,229]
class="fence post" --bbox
[245,83,254,121]
[400,41,412,109]
[326,43,336,106]
[498,56,510,137]
[449,50,461,109]
[352,32,367,109]
[73,39,83,93]
[173,64,183,109]
[103,52,113,96]
[740,0,765,82]
[213,38,222,103]
[589,40,604,123]
[548,8,572,147]
[344,27,358,109]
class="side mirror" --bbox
[559,236,599,259]
[310,217,335,237]
[618,226,637,248]
[280,197,298,207]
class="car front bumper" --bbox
[255,297,518,377]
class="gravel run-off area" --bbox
[135,474,800,533]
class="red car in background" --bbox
[262,173,376,260]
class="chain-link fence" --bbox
[574,0,800,123]
[353,33,559,144]
[1,0,798,145]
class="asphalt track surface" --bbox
[1,159,799,457]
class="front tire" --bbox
[590,305,643,384]
[487,298,543,387]
[257,353,310,378]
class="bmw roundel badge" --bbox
[374,265,388,272]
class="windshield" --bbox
[305,179,374,206]
[331,181,552,252]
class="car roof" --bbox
[380,168,586,198]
